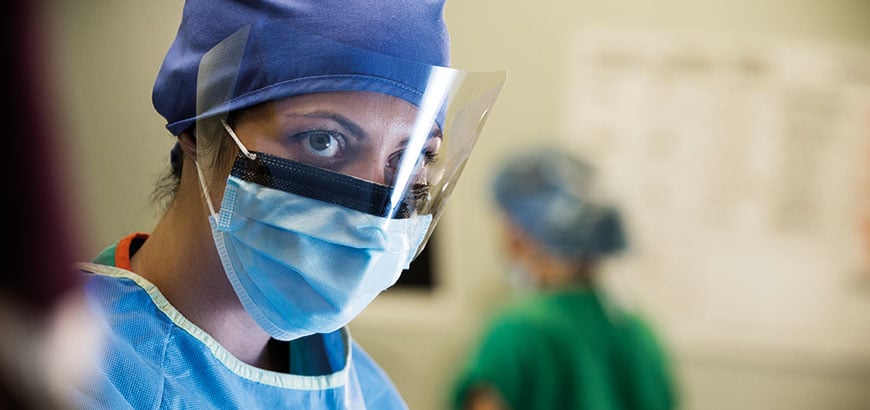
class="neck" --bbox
[130,178,276,369]
[534,256,596,289]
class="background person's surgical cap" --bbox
[152,0,450,136]
[493,149,627,260]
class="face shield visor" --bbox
[192,22,506,259]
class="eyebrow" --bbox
[285,110,443,143]
[284,111,368,141]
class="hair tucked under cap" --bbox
[493,149,627,260]
[152,0,450,136]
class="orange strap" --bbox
[115,232,150,271]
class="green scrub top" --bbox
[450,288,677,410]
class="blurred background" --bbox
[46,1,869,409]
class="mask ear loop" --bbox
[193,119,259,216]
[221,118,257,160]
[194,156,218,216]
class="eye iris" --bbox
[310,133,332,151]
[303,131,340,158]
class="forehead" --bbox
[253,91,423,127]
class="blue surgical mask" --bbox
[206,152,432,341]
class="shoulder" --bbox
[79,263,173,337]
[73,264,176,408]
[598,296,672,363]
[488,293,568,332]
[602,299,664,343]
[468,296,563,359]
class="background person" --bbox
[71,0,505,408]
[450,148,677,410]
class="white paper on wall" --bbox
[563,28,870,363]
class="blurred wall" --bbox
[48,1,179,261]
[49,1,870,409]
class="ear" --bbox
[177,130,197,161]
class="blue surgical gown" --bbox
[72,258,407,409]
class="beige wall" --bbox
[50,1,870,409]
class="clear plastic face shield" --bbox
[193,22,506,260]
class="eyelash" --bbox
[422,147,439,165]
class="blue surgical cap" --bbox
[152,0,450,136]
[493,149,627,260]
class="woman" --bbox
[450,149,677,410]
[73,0,505,408]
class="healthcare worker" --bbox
[450,149,677,410]
[72,0,505,408]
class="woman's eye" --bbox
[386,146,439,172]
[298,130,342,158]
